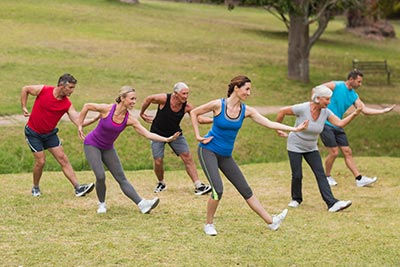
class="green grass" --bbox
[1,2,399,264]
[1,158,399,266]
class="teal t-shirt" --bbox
[325,81,358,127]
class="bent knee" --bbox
[211,189,223,200]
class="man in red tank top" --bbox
[21,73,94,197]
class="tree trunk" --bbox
[287,14,310,83]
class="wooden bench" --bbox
[352,59,391,84]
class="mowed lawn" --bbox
[1,158,399,266]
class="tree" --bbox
[260,0,354,83]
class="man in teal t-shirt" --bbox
[319,69,395,187]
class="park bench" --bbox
[352,59,391,84]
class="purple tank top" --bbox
[84,104,129,150]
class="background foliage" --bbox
[0,0,399,174]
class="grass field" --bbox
[1,158,399,266]
[0,0,399,174]
[1,1,399,265]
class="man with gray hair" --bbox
[140,82,212,195]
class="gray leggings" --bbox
[198,146,253,200]
[84,145,142,204]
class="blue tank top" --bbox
[200,98,246,156]
[84,104,129,150]
[325,81,358,127]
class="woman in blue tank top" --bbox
[190,75,309,236]
[78,86,179,215]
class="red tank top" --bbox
[27,85,72,134]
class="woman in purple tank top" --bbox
[78,86,179,214]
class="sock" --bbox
[355,175,362,180]
[194,181,202,188]
[33,185,39,189]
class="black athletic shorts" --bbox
[24,125,61,152]
[320,124,349,147]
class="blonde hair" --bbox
[115,86,135,103]
[311,85,332,103]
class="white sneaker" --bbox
[288,200,300,208]
[327,176,338,186]
[356,176,377,187]
[268,209,288,231]
[328,200,352,212]
[97,202,107,214]
[204,224,217,236]
[138,198,160,214]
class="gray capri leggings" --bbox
[197,146,253,200]
[84,145,142,204]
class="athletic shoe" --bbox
[268,208,288,231]
[194,183,212,196]
[138,198,160,214]
[327,176,338,186]
[154,182,166,193]
[288,200,300,208]
[75,183,95,197]
[356,176,377,187]
[204,224,217,236]
[328,200,352,212]
[97,202,107,214]
[31,187,41,197]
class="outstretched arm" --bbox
[129,115,179,142]
[356,98,395,115]
[20,85,43,117]
[247,106,308,133]
[328,105,362,128]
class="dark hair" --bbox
[227,75,251,97]
[115,86,136,103]
[58,73,77,86]
[347,69,363,80]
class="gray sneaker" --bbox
[75,183,95,197]
[195,183,212,196]
[31,187,41,197]
[154,182,166,193]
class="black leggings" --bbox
[84,145,142,204]
[198,146,253,200]
[288,150,337,208]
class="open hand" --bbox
[166,131,181,142]
[295,120,309,132]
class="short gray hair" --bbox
[173,82,188,93]
[311,85,332,103]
